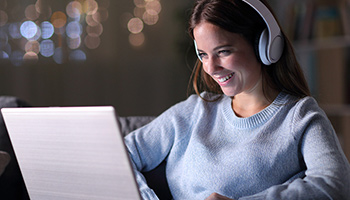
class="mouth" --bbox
[217,72,234,83]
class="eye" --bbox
[217,49,231,56]
[198,52,208,60]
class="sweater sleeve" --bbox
[124,95,198,199]
[239,97,350,200]
[124,111,175,199]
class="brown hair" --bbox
[188,0,310,100]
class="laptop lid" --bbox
[1,106,141,200]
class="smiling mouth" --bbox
[218,73,234,83]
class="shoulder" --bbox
[283,94,332,134]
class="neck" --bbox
[231,86,279,118]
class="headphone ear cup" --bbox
[258,28,271,65]
[254,32,262,64]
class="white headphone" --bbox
[195,0,284,65]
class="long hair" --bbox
[188,0,310,100]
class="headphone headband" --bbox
[242,0,284,64]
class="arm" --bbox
[239,98,350,199]
[124,106,186,199]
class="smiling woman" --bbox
[124,0,350,199]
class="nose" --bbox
[203,55,222,75]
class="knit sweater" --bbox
[124,92,350,200]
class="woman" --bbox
[125,0,350,199]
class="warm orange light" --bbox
[51,11,67,28]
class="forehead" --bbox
[193,22,241,48]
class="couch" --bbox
[0,96,172,200]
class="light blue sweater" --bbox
[125,92,350,199]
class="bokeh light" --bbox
[66,1,82,19]
[86,23,103,37]
[9,23,22,39]
[53,47,66,64]
[0,0,109,65]
[129,32,145,47]
[40,39,54,57]
[66,21,83,39]
[69,49,86,62]
[126,0,162,46]
[67,37,81,49]
[41,21,54,39]
[51,11,67,28]
[128,17,144,34]
[20,21,38,39]
[25,40,40,54]
[10,51,24,66]
[25,4,39,21]
[83,0,98,15]
[23,51,38,64]
[0,51,9,59]
[84,35,100,49]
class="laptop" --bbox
[1,106,142,200]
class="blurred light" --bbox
[0,30,8,49]
[25,4,39,21]
[23,51,38,64]
[143,11,158,25]
[66,21,82,39]
[53,47,65,64]
[35,0,52,20]
[69,49,86,62]
[134,0,146,8]
[67,37,81,49]
[83,0,98,15]
[30,27,41,41]
[84,35,100,49]
[92,8,109,22]
[40,39,54,57]
[86,23,103,37]
[0,51,9,59]
[51,11,67,28]
[85,14,99,26]
[0,10,8,26]
[146,0,161,15]
[66,1,82,19]
[129,32,145,47]
[54,26,65,35]
[10,50,24,66]
[20,21,38,39]
[9,22,22,39]
[41,21,54,39]
[2,43,11,55]
[127,17,143,34]
[25,40,40,54]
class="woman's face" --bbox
[193,22,262,97]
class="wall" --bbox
[0,0,195,116]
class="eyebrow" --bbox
[197,44,234,52]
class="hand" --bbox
[205,193,234,200]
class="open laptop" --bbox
[1,106,142,200]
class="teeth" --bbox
[218,73,234,83]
